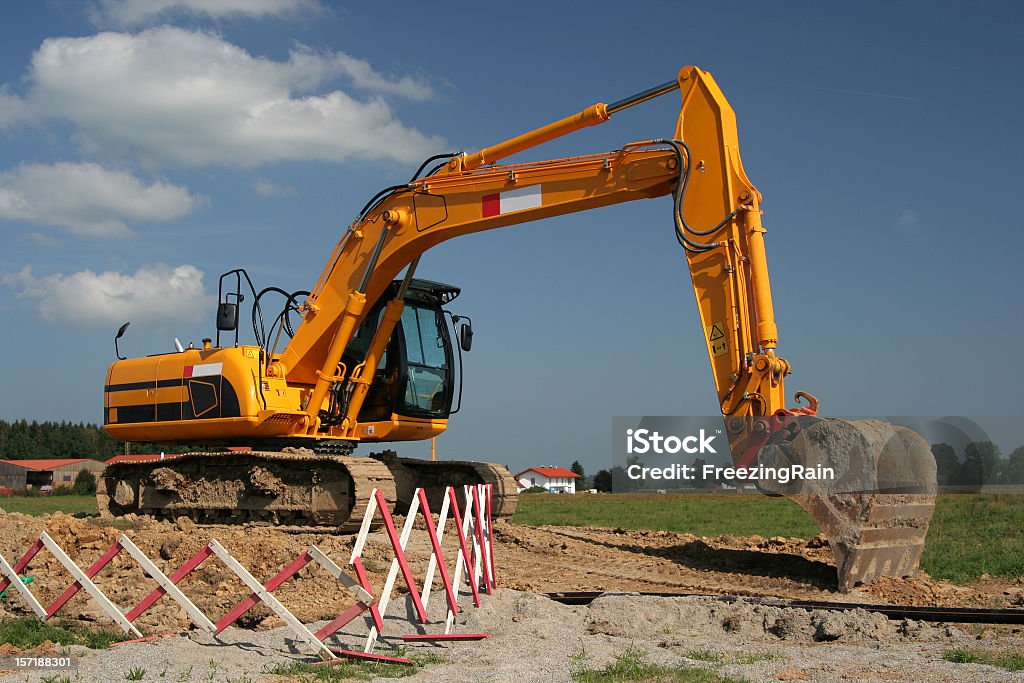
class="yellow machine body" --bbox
[105,344,446,445]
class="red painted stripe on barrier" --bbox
[401,633,489,641]
[323,648,413,665]
[313,601,369,640]
[351,556,383,632]
[447,486,480,607]
[214,551,314,634]
[127,544,213,622]
[46,540,124,618]
[471,486,493,595]
[486,484,496,586]
[373,489,428,623]
[416,489,458,615]
[0,539,44,595]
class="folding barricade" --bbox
[0,484,497,665]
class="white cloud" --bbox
[896,209,918,227]
[23,232,62,248]
[895,208,922,236]
[90,0,325,28]
[0,162,201,236]
[0,87,30,127]
[2,27,441,167]
[254,178,296,197]
[1,263,215,325]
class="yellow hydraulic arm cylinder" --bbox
[278,66,795,435]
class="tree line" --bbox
[931,441,1024,486]
[588,441,1024,492]
[0,419,179,460]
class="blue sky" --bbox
[1,1,1021,474]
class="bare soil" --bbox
[0,510,1022,681]
[1,511,1022,633]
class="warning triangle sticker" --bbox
[708,324,725,341]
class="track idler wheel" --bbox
[757,418,937,591]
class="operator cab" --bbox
[344,279,470,424]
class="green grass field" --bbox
[2,491,1019,584]
[0,494,97,516]
[513,492,1024,584]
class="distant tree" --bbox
[570,460,588,489]
[611,464,638,492]
[931,443,960,486]
[0,419,184,460]
[73,469,97,495]
[692,457,712,488]
[593,469,612,492]
[1006,446,1024,485]
[960,441,1003,486]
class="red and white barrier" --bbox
[0,484,498,665]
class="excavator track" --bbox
[369,451,519,519]
[97,450,518,531]
[98,451,397,532]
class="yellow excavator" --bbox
[99,66,936,591]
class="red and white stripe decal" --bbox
[481,185,542,217]
[183,363,222,378]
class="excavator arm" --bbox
[101,66,936,591]
[282,66,798,441]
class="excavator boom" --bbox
[99,66,937,591]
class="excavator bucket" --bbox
[755,418,937,591]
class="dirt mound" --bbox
[587,594,915,643]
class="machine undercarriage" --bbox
[97,450,518,531]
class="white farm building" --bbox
[515,467,581,494]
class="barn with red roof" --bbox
[0,458,106,492]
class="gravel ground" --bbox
[1,589,1022,682]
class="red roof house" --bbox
[514,467,582,494]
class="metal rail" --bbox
[546,591,1024,625]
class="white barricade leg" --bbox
[39,533,141,637]
[0,551,46,619]
[362,492,420,653]
[118,535,215,632]
[419,488,451,612]
[207,540,333,660]
[447,488,478,633]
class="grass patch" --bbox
[513,492,1024,583]
[0,617,123,650]
[513,493,820,539]
[682,649,783,665]
[683,649,723,663]
[943,647,1024,671]
[0,494,97,517]
[732,651,784,665]
[263,650,444,681]
[572,648,748,683]
[921,495,1024,582]
[40,676,73,683]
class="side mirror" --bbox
[216,302,239,331]
[459,323,473,352]
[114,321,130,360]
